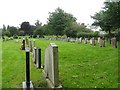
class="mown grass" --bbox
[2,38,118,88]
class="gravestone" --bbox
[25,37,29,47]
[99,37,105,47]
[20,38,25,50]
[67,37,70,42]
[90,37,95,46]
[111,37,117,48]
[29,41,32,52]
[84,38,87,44]
[33,47,37,64]
[36,48,41,68]
[43,43,62,88]
[79,37,82,43]
[32,40,35,48]
[98,37,100,43]
[76,38,79,42]
[22,48,33,89]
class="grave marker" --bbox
[43,43,62,88]
[111,37,117,48]
[20,38,25,50]
[22,48,33,89]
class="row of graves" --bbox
[67,37,117,48]
[20,37,63,89]
[45,36,118,48]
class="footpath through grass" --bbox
[2,38,118,88]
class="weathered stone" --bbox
[32,47,37,64]
[25,37,29,47]
[43,43,60,87]
[99,38,105,47]
[20,38,25,50]
[84,38,87,44]
[111,37,117,48]
[90,37,95,46]
[29,41,32,52]
[79,37,82,43]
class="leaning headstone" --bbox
[23,48,33,89]
[111,37,117,48]
[43,43,62,88]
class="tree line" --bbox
[2,1,120,39]
[2,7,94,38]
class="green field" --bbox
[2,38,118,88]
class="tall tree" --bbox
[8,26,18,36]
[47,7,76,36]
[92,2,120,34]
[20,22,31,35]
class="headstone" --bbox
[22,48,33,89]
[29,41,32,52]
[76,38,79,42]
[20,38,25,50]
[99,37,105,47]
[111,37,117,48]
[98,37,100,43]
[79,37,82,43]
[25,37,29,47]
[67,37,70,42]
[43,43,62,88]
[90,37,95,46]
[33,47,37,64]
[84,38,87,44]
[36,48,41,68]
[32,40,35,48]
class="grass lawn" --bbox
[2,38,118,88]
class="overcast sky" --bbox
[0,0,105,28]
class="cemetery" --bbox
[1,1,120,89]
[2,36,119,88]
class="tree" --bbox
[47,7,76,36]
[35,20,42,26]
[92,2,120,35]
[8,26,18,36]
[33,26,44,37]
[65,22,93,37]
[4,31,11,37]
[20,22,31,35]
[91,2,120,42]
[3,24,6,31]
